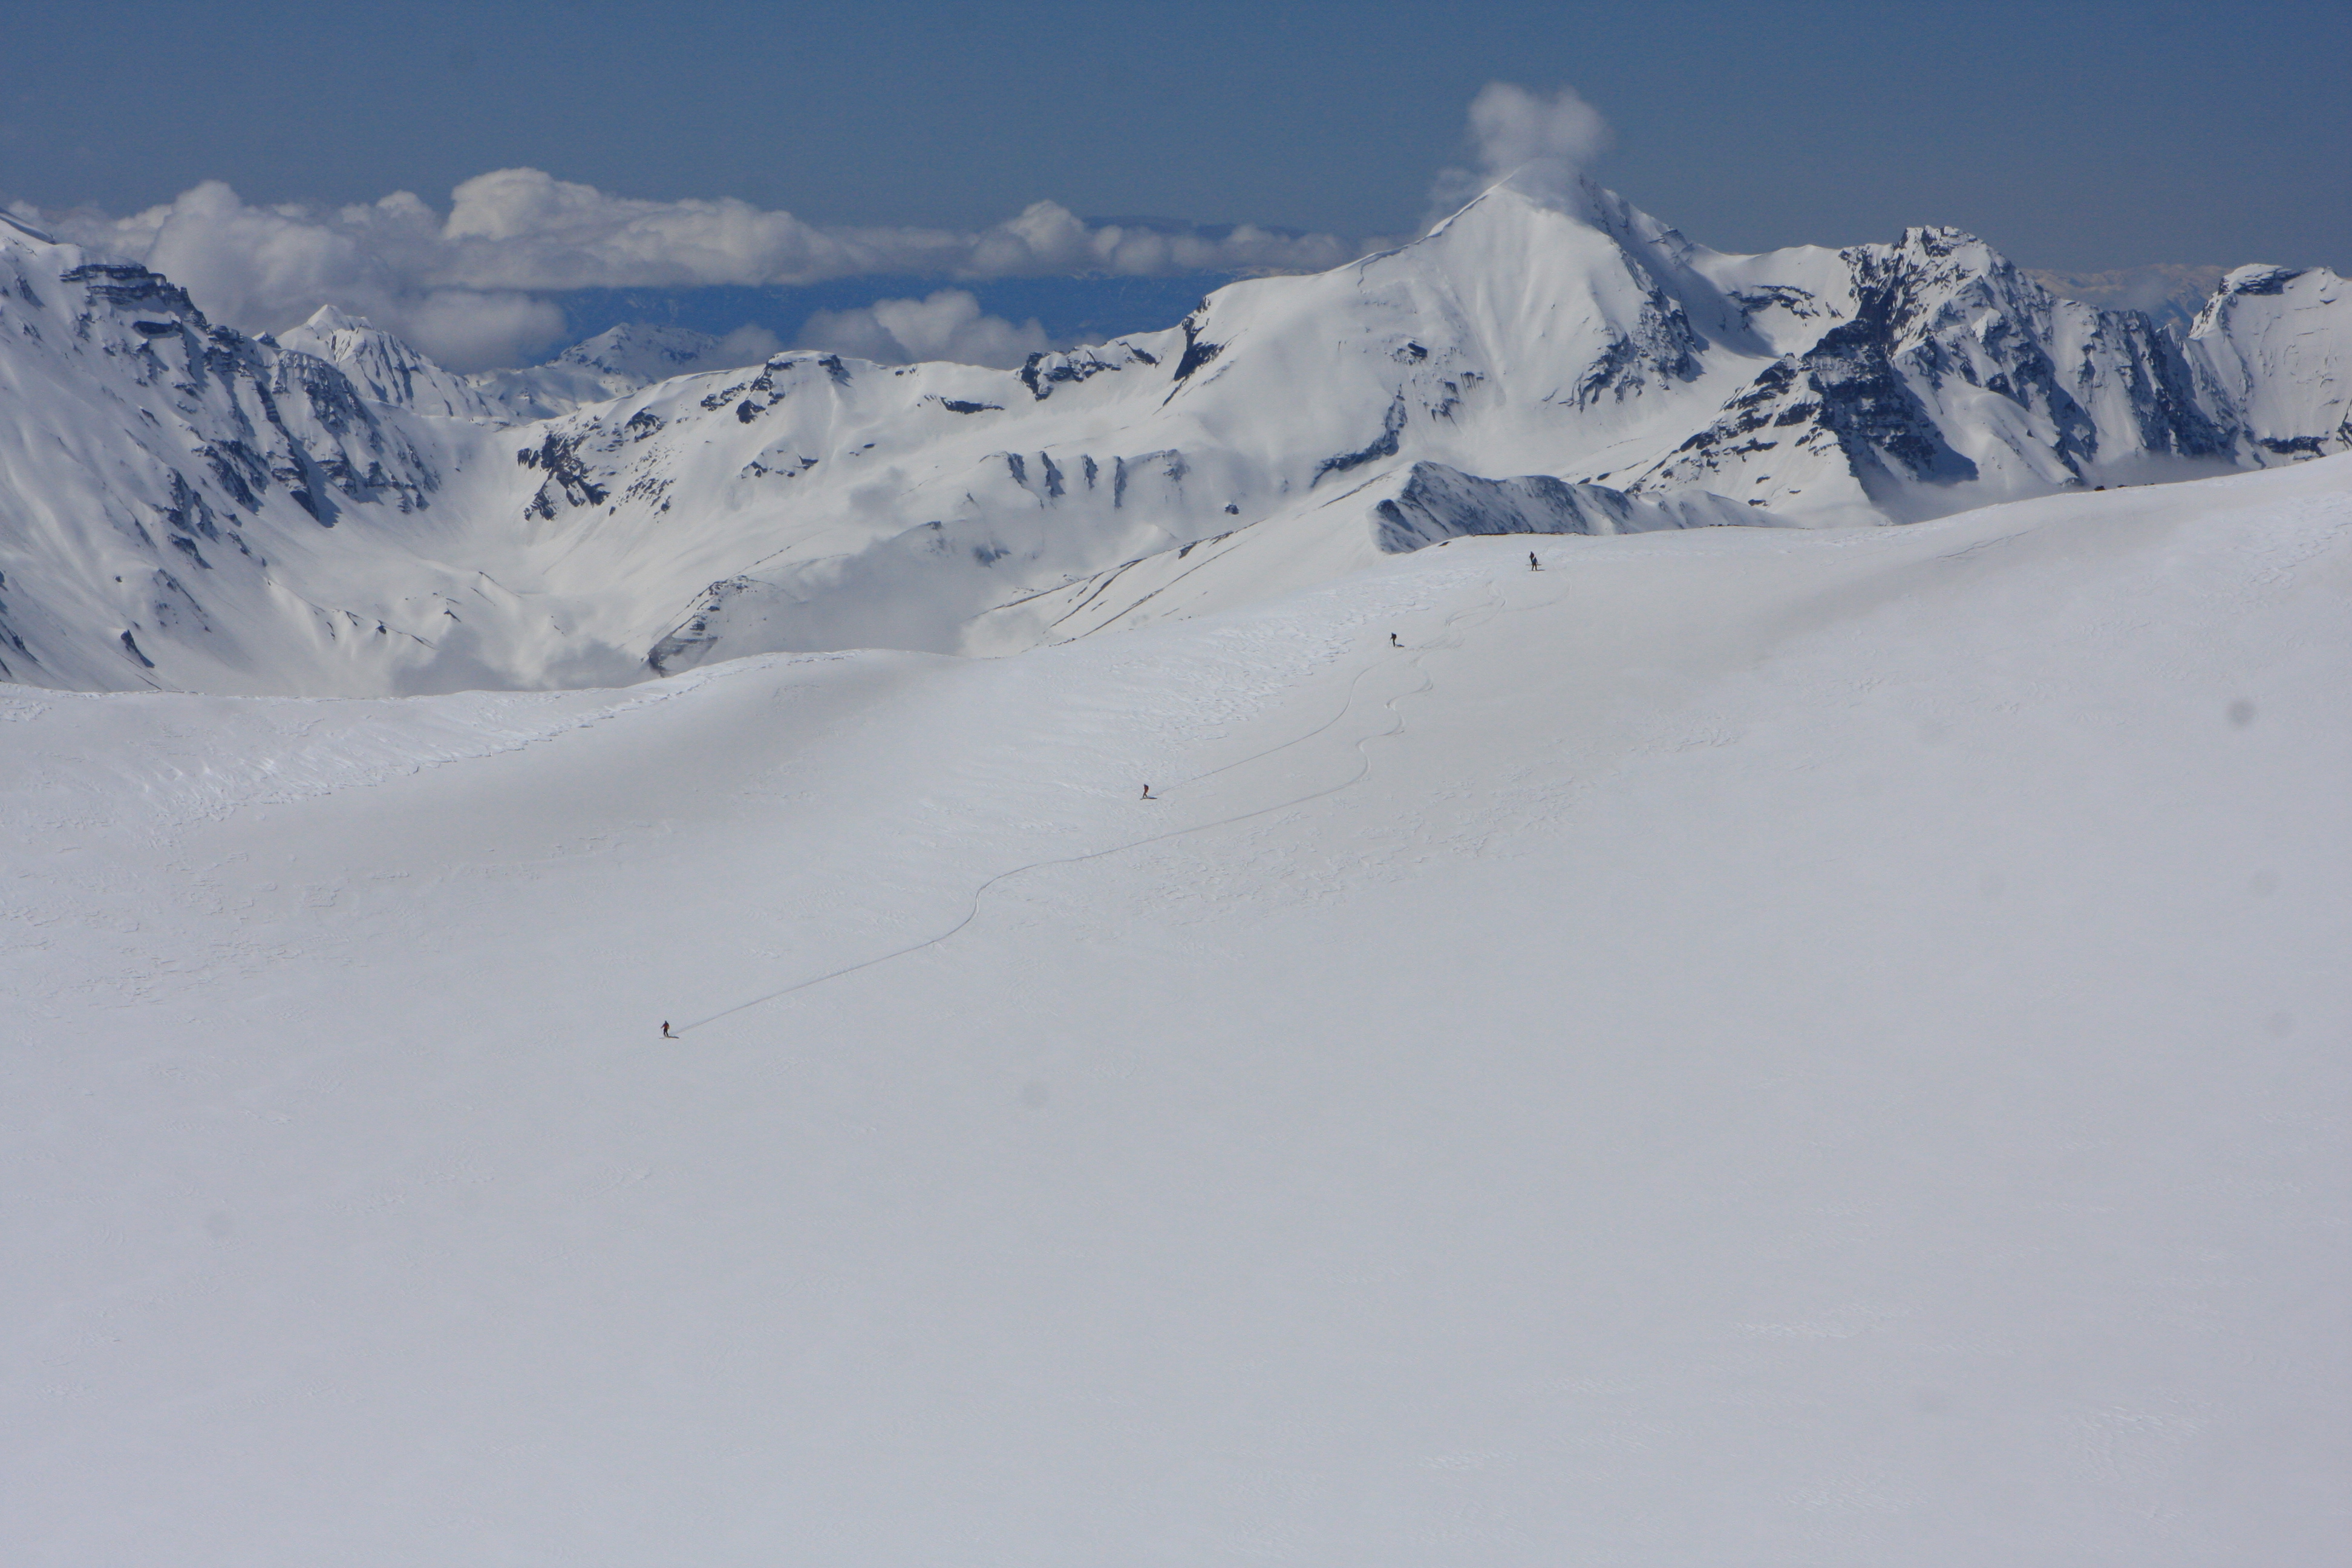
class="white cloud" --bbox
[38,180,563,370]
[29,173,1359,369]
[713,324,786,364]
[1429,83,1613,222]
[796,290,1053,370]
[390,291,569,373]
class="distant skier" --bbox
[1529,550,1542,571]
[1390,633,1401,647]
[661,1021,674,1039]
[1141,783,1157,800]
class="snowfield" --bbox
[5,452,2347,1564]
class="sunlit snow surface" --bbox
[5,457,2348,1564]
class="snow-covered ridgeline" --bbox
[2185,263,2352,460]
[0,212,463,691]
[1,185,2347,696]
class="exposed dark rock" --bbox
[1019,344,1152,400]
[647,576,758,675]
[1173,309,1221,382]
[518,431,610,518]
[62,263,205,325]
[1314,393,1407,482]
[2226,267,2303,297]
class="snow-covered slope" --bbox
[2185,263,2352,461]
[7,454,2347,1565]
[471,321,766,420]
[273,305,508,420]
[273,314,766,423]
[0,215,519,693]
[4,186,2350,694]
[1636,221,2232,520]
[964,460,1792,656]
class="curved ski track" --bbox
[679,572,1558,1033]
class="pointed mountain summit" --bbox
[276,307,507,421]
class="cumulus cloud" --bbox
[35,180,563,370]
[796,290,1054,370]
[967,201,1356,278]
[1429,83,1613,222]
[27,171,1359,370]
[711,324,786,364]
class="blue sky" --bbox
[3,0,2345,367]
[8,0,2348,265]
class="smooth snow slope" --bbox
[5,457,2348,1564]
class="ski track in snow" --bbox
[682,584,1525,1030]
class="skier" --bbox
[1529,550,1542,572]
[661,1021,674,1039]
[1390,633,1401,647]
[1140,783,1157,800]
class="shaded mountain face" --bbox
[2184,264,2352,460]
[2,187,2347,695]
[1628,224,2236,521]
[275,307,508,421]
[0,217,468,692]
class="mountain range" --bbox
[1,185,2345,695]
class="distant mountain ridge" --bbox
[1,185,2345,694]
[272,312,768,422]
[2026,263,2227,335]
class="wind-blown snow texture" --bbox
[5,453,2348,1564]
[2,185,2349,696]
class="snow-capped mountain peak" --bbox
[4,178,2350,694]
[275,306,507,420]
[557,322,740,381]
[0,221,450,690]
[2185,263,2351,459]
[459,322,764,421]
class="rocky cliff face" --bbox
[275,306,508,422]
[1628,225,2233,519]
[0,215,464,691]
